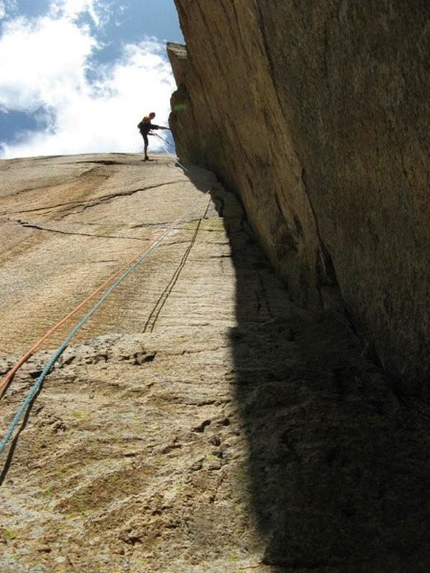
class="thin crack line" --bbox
[17,222,148,241]
[3,180,187,217]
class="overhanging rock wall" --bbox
[169,1,430,392]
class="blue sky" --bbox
[0,0,183,158]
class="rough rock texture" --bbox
[2,153,430,572]
[169,1,430,391]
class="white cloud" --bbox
[0,16,96,110]
[49,0,112,28]
[0,0,17,20]
[0,3,176,159]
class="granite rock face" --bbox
[2,154,430,571]
[169,1,430,391]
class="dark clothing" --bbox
[138,115,167,160]
[138,117,162,145]
[141,130,149,146]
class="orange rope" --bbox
[0,212,188,397]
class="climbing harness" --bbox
[0,197,211,455]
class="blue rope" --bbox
[0,218,187,454]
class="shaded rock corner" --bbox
[169,1,430,393]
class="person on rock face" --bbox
[137,112,169,161]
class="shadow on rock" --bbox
[183,164,430,572]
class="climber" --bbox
[137,112,169,161]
